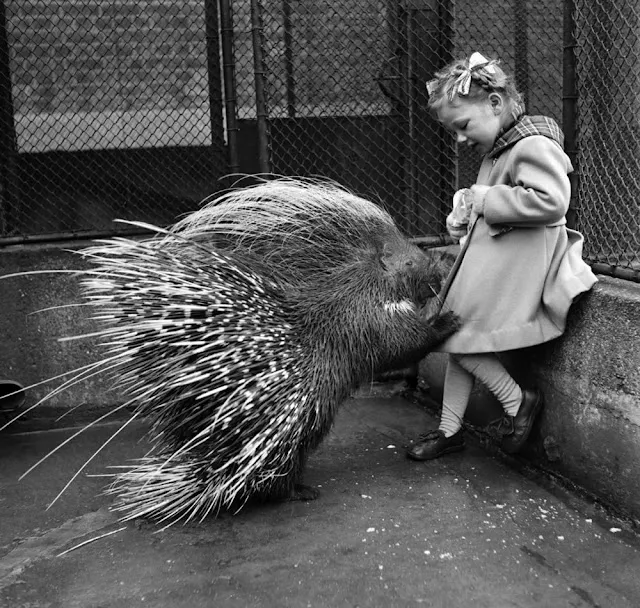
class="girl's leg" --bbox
[439,354,475,436]
[407,354,470,460]
[454,353,522,416]
[454,353,543,454]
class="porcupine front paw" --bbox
[426,310,462,342]
[258,482,319,504]
[286,483,320,502]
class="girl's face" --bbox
[437,93,506,155]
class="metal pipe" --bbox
[0,0,18,237]
[514,0,529,110]
[219,0,240,174]
[250,0,271,174]
[563,0,578,229]
[0,379,26,413]
[204,0,226,177]
[406,7,417,236]
[410,234,454,248]
[590,263,639,284]
[438,0,456,200]
[0,228,150,248]
[283,0,295,118]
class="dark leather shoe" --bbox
[501,389,544,454]
[485,415,515,443]
[407,429,465,461]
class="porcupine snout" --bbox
[380,238,445,306]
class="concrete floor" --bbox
[1,392,640,608]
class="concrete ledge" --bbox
[419,274,640,523]
[0,242,125,423]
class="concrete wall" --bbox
[0,243,124,427]
[419,273,640,524]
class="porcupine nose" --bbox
[418,262,445,303]
[386,242,442,306]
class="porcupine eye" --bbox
[380,242,405,272]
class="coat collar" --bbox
[488,115,564,159]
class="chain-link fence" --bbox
[0,0,638,281]
[0,0,226,242]
[233,0,456,238]
[573,0,640,280]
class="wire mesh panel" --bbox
[0,0,227,243]
[574,0,640,279]
[232,0,457,237]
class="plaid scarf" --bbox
[488,115,564,159]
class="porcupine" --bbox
[23,178,460,525]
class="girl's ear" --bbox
[488,93,504,115]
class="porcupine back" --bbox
[75,178,456,524]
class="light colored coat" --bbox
[438,130,597,354]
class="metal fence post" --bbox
[514,0,529,110]
[439,0,455,189]
[0,0,17,237]
[250,0,271,174]
[563,0,578,230]
[205,0,227,178]
[283,0,296,118]
[219,0,240,175]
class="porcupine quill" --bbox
[1,177,460,526]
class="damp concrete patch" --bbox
[0,507,118,588]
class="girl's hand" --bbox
[451,188,473,224]
[447,189,473,242]
[446,212,468,242]
[469,184,490,216]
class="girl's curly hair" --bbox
[427,54,524,119]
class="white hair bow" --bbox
[426,52,497,98]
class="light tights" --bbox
[439,353,523,437]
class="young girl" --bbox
[408,52,597,460]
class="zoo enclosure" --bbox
[0,0,638,281]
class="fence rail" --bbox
[0,0,638,282]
